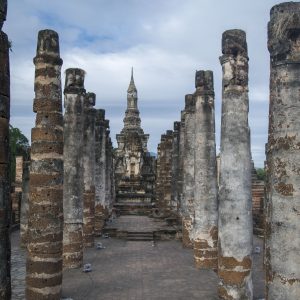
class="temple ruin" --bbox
[114,70,156,216]
[2,1,300,299]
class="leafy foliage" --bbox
[256,168,266,181]
[9,125,30,182]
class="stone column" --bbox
[182,94,195,248]
[193,70,218,271]
[26,29,64,300]
[156,142,162,212]
[20,161,30,247]
[15,156,23,191]
[171,122,180,215]
[218,30,253,299]
[178,111,185,219]
[105,121,112,216]
[156,134,167,214]
[0,1,10,298]
[157,130,173,215]
[63,68,85,268]
[94,109,106,235]
[82,92,96,247]
[266,3,300,299]
[107,137,115,214]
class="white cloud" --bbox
[6,0,282,167]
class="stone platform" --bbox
[11,217,265,300]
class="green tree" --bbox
[9,125,30,182]
[256,168,266,181]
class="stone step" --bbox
[126,231,154,241]
[114,202,154,216]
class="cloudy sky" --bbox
[5,0,282,167]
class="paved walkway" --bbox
[11,216,265,300]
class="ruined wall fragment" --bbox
[218,29,253,299]
[193,70,218,271]
[266,3,300,299]
[26,29,64,299]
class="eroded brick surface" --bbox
[266,3,300,299]
[26,29,63,300]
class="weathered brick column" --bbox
[94,109,106,235]
[11,156,23,224]
[193,70,218,271]
[218,30,253,299]
[107,137,115,213]
[178,111,185,219]
[63,68,85,268]
[156,131,173,215]
[11,188,21,224]
[83,92,96,247]
[26,29,64,299]
[105,121,112,216]
[156,142,162,211]
[20,161,30,247]
[171,122,180,215]
[266,3,300,299]
[0,1,10,298]
[182,94,195,248]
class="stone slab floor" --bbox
[11,217,265,300]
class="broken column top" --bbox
[174,121,180,131]
[0,0,7,30]
[166,130,173,136]
[64,68,86,93]
[268,2,300,61]
[35,29,62,61]
[180,110,185,122]
[85,92,96,107]
[95,109,105,122]
[105,119,110,129]
[185,94,195,111]
[271,1,300,16]
[222,29,247,56]
[195,70,214,91]
[161,134,167,141]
